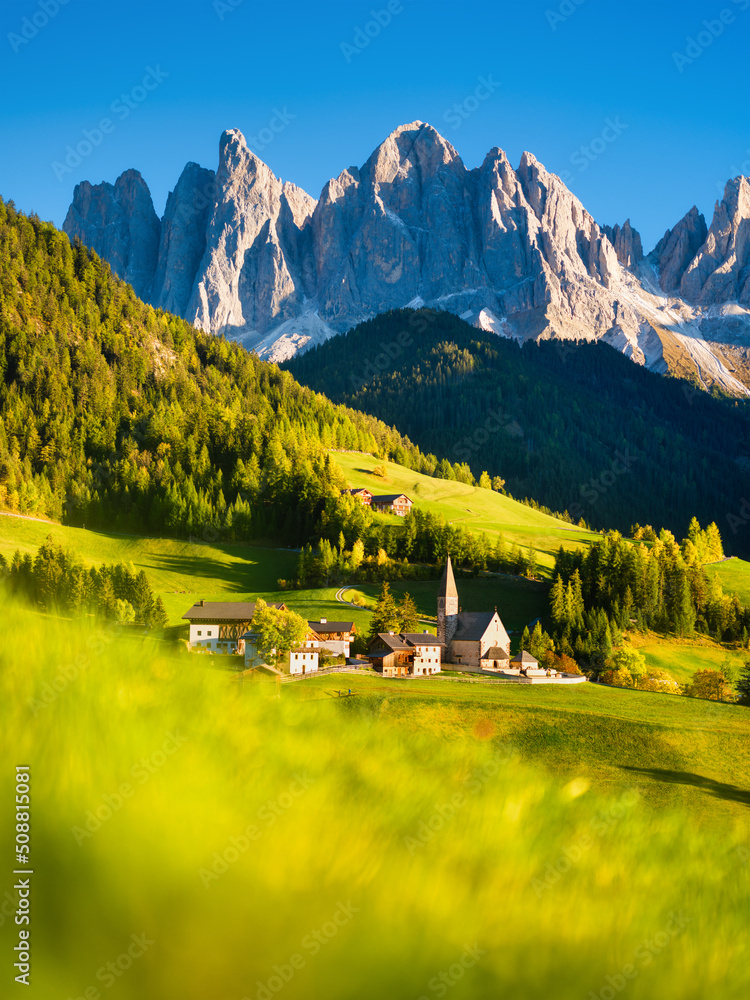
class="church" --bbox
[437,557,511,669]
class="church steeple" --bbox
[437,556,459,646]
[439,556,458,604]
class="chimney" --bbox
[198,600,205,607]
[320,618,327,624]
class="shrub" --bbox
[684,669,734,702]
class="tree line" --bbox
[0,200,465,550]
[548,520,749,666]
[294,507,540,588]
[1,536,167,627]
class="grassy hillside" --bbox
[630,631,748,687]
[2,604,749,999]
[288,671,750,825]
[0,201,439,548]
[288,308,750,554]
[0,513,378,634]
[712,556,750,606]
[331,450,598,573]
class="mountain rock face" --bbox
[63,122,750,393]
[152,162,215,316]
[679,177,750,305]
[602,220,643,270]
[187,128,317,337]
[650,205,708,293]
[64,169,161,301]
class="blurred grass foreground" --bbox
[1,599,749,1000]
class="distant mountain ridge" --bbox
[286,308,750,553]
[63,121,750,393]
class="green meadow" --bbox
[712,556,750,606]
[630,632,748,688]
[330,451,600,572]
[0,514,376,635]
[1,603,748,1000]
[0,512,552,639]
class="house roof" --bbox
[183,601,286,621]
[371,494,412,503]
[483,647,509,660]
[368,632,441,651]
[369,633,412,651]
[452,611,497,642]
[307,621,355,634]
[401,633,442,646]
[341,488,372,497]
[439,556,458,603]
[511,650,539,664]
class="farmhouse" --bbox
[437,557,511,667]
[242,627,321,674]
[368,632,442,677]
[182,600,287,653]
[341,488,372,506]
[307,618,355,657]
[371,494,413,516]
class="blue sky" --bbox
[0,0,748,251]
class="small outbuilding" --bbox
[481,647,511,671]
[510,651,545,675]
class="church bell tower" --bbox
[437,556,459,647]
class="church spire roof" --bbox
[439,556,458,602]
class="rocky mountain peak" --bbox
[62,123,750,393]
[64,168,160,300]
[151,161,215,316]
[679,176,750,304]
[602,219,644,270]
[650,204,708,292]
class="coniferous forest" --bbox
[0,200,448,546]
[287,309,750,556]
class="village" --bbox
[182,555,586,685]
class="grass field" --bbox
[0,514,379,633]
[0,513,552,638]
[330,451,600,573]
[286,671,750,825]
[712,556,750,606]
[630,631,748,687]
[2,603,749,999]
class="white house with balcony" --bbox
[182,600,287,653]
[242,628,321,675]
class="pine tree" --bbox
[399,592,421,633]
[526,543,537,579]
[520,624,531,653]
[152,596,168,630]
[368,582,401,638]
[736,660,750,706]
[550,575,566,626]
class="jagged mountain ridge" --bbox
[63,121,750,393]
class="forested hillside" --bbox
[0,201,443,545]
[287,310,750,555]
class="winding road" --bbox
[335,586,435,627]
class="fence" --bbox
[280,665,377,684]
